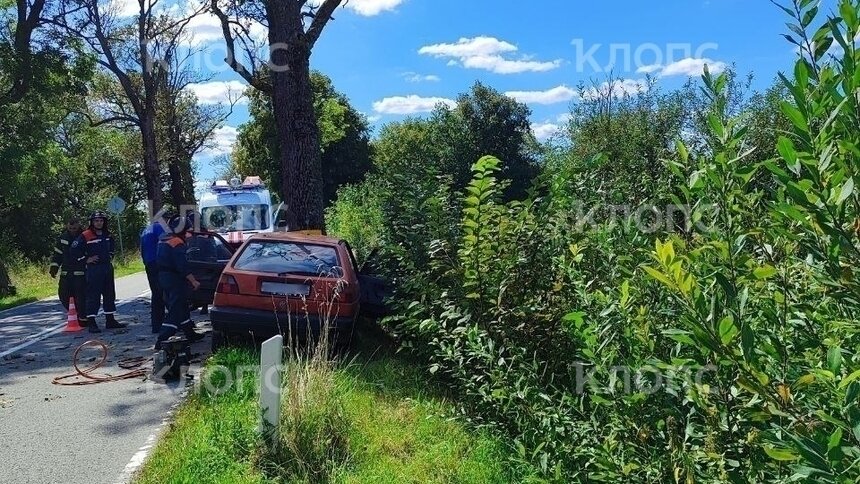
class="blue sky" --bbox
[139,0,833,182]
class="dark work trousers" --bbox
[157,274,192,344]
[85,263,117,318]
[145,262,165,332]
[58,274,87,313]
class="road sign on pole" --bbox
[107,196,126,215]
[107,196,127,255]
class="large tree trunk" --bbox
[167,156,195,206]
[141,111,163,213]
[267,3,325,231]
[140,11,163,214]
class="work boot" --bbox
[88,318,102,333]
[184,330,205,343]
[105,314,127,329]
[182,323,205,343]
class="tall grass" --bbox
[256,323,351,484]
[134,326,525,483]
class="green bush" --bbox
[332,1,860,482]
[325,180,385,266]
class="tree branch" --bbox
[305,0,342,50]
[0,0,47,106]
[210,0,271,93]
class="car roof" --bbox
[245,231,343,246]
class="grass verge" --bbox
[0,251,145,311]
[134,327,528,484]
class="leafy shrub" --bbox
[324,179,384,265]
[330,2,860,481]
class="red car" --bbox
[185,231,387,351]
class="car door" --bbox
[185,231,235,306]
[341,242,391,318]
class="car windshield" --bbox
[201,204,269,232]
[233,241,343,277]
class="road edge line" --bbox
[114,369,200,484]
[0,290,151,359]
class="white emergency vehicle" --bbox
[198,176,281,246]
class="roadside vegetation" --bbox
[134,328,527,484]
[323,2,860,482]
[0,250,145,311]
[8,0,859,481]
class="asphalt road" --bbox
[0,272,212,484]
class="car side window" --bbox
[187,234,232,262]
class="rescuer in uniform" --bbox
[156,214,204,346]
[73,211,126,333]
[140,210,170,334]
[50,217,87,316]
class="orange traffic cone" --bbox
[64,296,85,332]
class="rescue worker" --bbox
[72,211,126,333]
[185,226,216,315]
[49,218,87,316]
[140,210,170,334]
[156,214,204,347]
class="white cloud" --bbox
[581,79,648,100]
[200,125,238,158]
[505,85,577,105]
[460,55,561,74]
[183,12,227,44]
[182,9,268,46]
[402,72,441,82]
[359,111,383,123]
[372,95,456,115]
[636,63,663,74]
[532,121,562,141]
[107,0,139,17]
[531,113,572,141]
[660,57,727,77]
[186,81,248,104]
[343,0,406,16]
[419,36,562,74]
[419,36,517,58]
[307,0,406,16]
[642,57,728,77]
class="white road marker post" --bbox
[259,335,283,438]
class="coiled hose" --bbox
[52,340,150,386]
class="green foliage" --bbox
[330,1,860,482]
[373,82,539,203]
[232,72,373,206]
[324,180,384,266]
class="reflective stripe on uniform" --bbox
[73,271,85,276]
[50,263,60,268]
[161,323,178,330]
[59,239,70,245]
[54,247,63,254]
[86,239,101,244]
